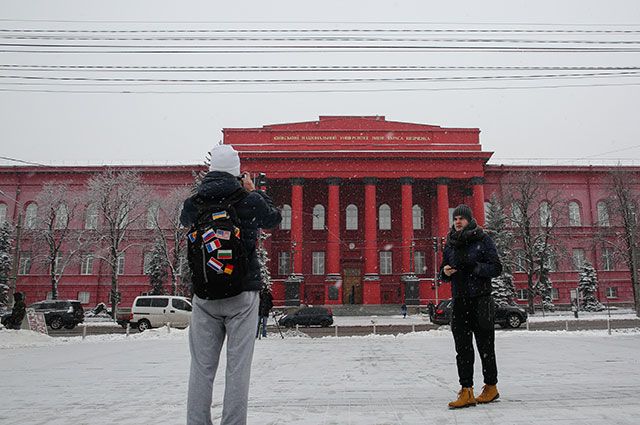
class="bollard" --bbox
[372,323,376,335]
[126,323,130,337]
[335,325,338,337]
[607,315,612,335]
[296,324,299,333]
[82,324,87,340]
[565,320,569,332]
[412,324,416,333]
[526,319,529,331]
[167,322,171,333]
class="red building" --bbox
[0,116,637,308]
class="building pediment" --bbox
[257,116,450,132]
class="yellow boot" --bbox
[448,387,477,409]
[475,384,500,404]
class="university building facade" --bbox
[0,116,637,308]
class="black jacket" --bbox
[180,171,282,293]
[259,290,274,317]
[440,221,502,298]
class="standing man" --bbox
[181,143,281,425]
[1,292,26,330]
[256,287,273,339]
[440,204,502,409]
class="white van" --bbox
[131,295,192,332]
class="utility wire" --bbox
[4,46,640,53]
[2,28,640,34]
[0,80,638,94]
[1,65,639,73]
[0,70,638,85]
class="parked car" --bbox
[431,299,528,328]
[278,306,333,328]
[128,295,193,332]
[28,300,85,330]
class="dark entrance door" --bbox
[342,267,362,304]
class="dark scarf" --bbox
[446,219,485,248]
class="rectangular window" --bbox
[572,249,586,270]
[78,291,90,304]
[517,288,528,300]
[606,287,618,299]
[46,291,53,300]
[602,248,615,271]
[18,252,31,275]
[80,254,94,275]
[278,252,291,276]
[551,288,559,300]
[51,252,62,274]
[312,252,325,275]
[379,251,393,275]
[414,251,426,275]
[448,207,455,227]
[117,253,125,275]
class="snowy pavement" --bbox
[1,328,640,425]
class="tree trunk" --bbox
[527,274,535,314]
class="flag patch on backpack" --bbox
[217,249,232,259]
[205,239,222,253]
[202,228,216,243]
[211,211,228,220]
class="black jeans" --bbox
[451,295,498,388]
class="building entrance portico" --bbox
[342,267,363,305]
[225,116,490,306]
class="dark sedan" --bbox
[432,299,528,328]
[28,300,85,330]
[278,306,334,328]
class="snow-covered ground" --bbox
[1,327,639,425]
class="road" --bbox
[48,317,640,338]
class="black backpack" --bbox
[186,188,250,300]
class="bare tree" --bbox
[29,184,89,300]
[606,171,640,316]
[149,186,191,295]
[87,169,148,321]
[502,171,566,314]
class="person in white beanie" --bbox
[181,143,281,425]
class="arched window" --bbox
[379,204,391,230]
[568,201,581,226]
[85,204,98,230]
[412,205,424,230]
[25,203,38,229]
[312,204,325,230]
[0,203,7,225]
[146,203,159,229]
[597,201,610,227]
[539,201,551,227]
[280,204,291,230]
[346,204,358,230]
[54,204,69,229]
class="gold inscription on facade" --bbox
[272,135,431,142]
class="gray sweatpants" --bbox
[187,291,259,425]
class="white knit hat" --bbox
[209,144,241,176]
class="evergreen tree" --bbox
[256,231,272,291]
[578,262,605,311]
[0,222,13,312]
[148,239,169,295]
[485,194,516,305]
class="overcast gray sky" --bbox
[1,0,639,166]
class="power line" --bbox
[0,64,640,72]
[0,155,45,166]
[3,46,640,53]
[3,36,640,44]
[1,70,638,85]
[0,80,638,94]
[2,28,640,34]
